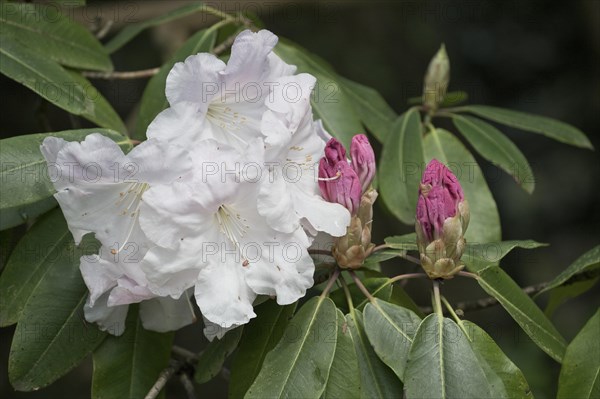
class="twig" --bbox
[389,273,429,284]
[458,271,479,280]
[172,345,199,362]
[320,269,340,298]
[349,270,374,302]
[179,373,197,399]
[96,20,114,39]
[371,244,389,253]
[145,359,182,399]
[82,68,160,80]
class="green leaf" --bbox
[538,244,600,295]
[323,309,361,399]
[330,277,392,313]
[458,105,593,149]
[345,310,403,399]
[462,240,547,273]
[0,3,112,71]
[105,2,208,53]
[407,91,468,107]
[462,321,533,398]
[379,109,424,224]
[8,215,106,391]
[452,114,535,194]
[135,28,217,140]
[275,40,363,148]
[0,130,131,230]
[423,128,501,242]
[389,286,425,318]
[475,267,567,362]
[544,278,599,317]
[92,305,174,399]
[229,300,296,399]
[404,314,492,398]
[195,326,243,384]
[339,77,397,142]
[364,299,421,379]
[384,232,418,251]
[0,40,125,132]
[245,297,337,399]
[557,309,600,399]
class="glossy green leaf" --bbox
[346,310,403,399]
[323,309,361,399]
[557,309,600,399]
[379,109,423,224]
[423,128,501,242]
[229,300,296,399]
[340,77,397,142]
[475,267,567,362]
[404,314,492,398]
[275,40,363,148]
[92,305,174,399]
[245,297,337,399]
[0,130,131,230]
[330,277,393,313]
[452,114,535,194]
[384,232,418,251]
[0,3,112,71]
[458,105,593,149]
[135,28,217,139]
[195,326,243,384]
[463,321,533,398]
[0,40,125,132]
[8,215,106,391]
[544,278,599,317]
[105,2,207,53]
[539,244,600,295]
[462,240,547,273]
[364,299,421,379]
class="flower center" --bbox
[112,182,149,253]
[215,205,249,246]
[206,103,247,132]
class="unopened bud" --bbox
[423,44,450,110]
[319,157,361,216]
[350,134,376,193]
[415,159,469,279]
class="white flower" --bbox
[147,29,296,151]
[138,139,314,336]
[258,73,351,237]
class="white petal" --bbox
[146,102,208,149]
[223,30,278,85]
[107,277,155,307]
[195,260,257,328]
[294,193,351,237]
[202,315,239,342]
[139,292,196,332]
[127,138,192,184]
[166,53,226,108]
[84,292,129,336]
[257,170,298,234]
[79,253,121,307]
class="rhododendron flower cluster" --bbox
[41,30,351,339]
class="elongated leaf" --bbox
[557,309,600,399]
[462,240,547,273]
[330,277,393,313]
[539,244,600,294]
[92,305,174,399]
[323,309,361,399]
[452,114,535,193]
[229,300,296,399]
[275,40,363,148]
[8,215,106,391]
[245,297,337,399]
[0,130,131,230]
[0,40,125,132]
[389,286,425,318]
[544,278,598,317]
[459,105,593,149]
[423,128,501,242]
[135,28,217,139]
[364,299,421,379]
[105,2,207,53]
[379,109,423,224]
[195,327,243,384]
[340,77,397,142]
[346,310,403,399]
[0,3,112,71]
[384,232,418,251]
[463,321,532,398]
[475,267,567,362]
[404,314,492,398]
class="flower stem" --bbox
[349,270,375,302]
[458,271,479,280]
[441,296,470,338]
[432,280,443,319]
[319,269,340,299]
[340,278,354,311]
[389,273,429,284]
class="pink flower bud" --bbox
[324,138,346,165]
[319,156,361,215]
[350,134,376,193]
[416,159,464,242]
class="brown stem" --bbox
[320,269,340,298]
[349,270,374,302]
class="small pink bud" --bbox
[324,138,346,165]
[416,159,464,242]
[350,134,376,193]
[318,156,361,215]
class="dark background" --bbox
[1,0,598,398]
